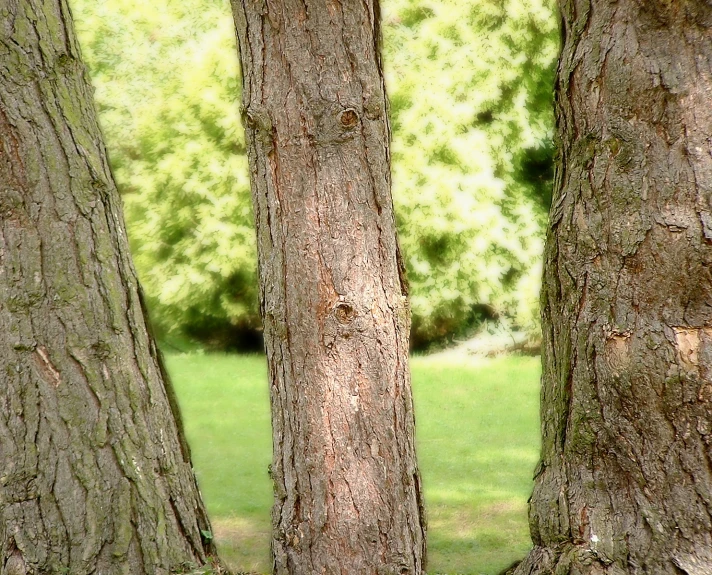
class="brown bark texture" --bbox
[231,0,427,573]
[0,1,218,574]
[515,1,712,574]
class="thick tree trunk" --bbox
[0,2,218,574]
[515,2,712,574]
[231,1,427,573]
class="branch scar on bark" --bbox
[604,330,630,375]
[4,550,27,575]
[34,346,61,387]
[333,302,356,324]
[338,108,359,129]
[673,327,712,371]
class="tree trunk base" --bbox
[510,545,625,575]
[511,544,712,575]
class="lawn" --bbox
[166,353,541,575]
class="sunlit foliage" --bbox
[72,0,558,349]
[385,0,557,345]
[73,0,258,347]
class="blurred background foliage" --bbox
[71,0,558,351]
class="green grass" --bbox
[166,353,541,575]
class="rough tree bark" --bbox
[231,1,427,573]
[0,2,219,574]
[515,1,712,574]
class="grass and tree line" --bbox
[1,0,710,574]
[169,354,540,574]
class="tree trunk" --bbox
[516,2,712,574]
[231,1,427,573]
[0,2,218,574]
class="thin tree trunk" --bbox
[516,2,712,574]
[231,1,427,573]
[0,2,218,573]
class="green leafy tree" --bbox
[384,0,558,345]
[72,0,558,349]
[73,0,259,347]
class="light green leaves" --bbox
[74,0,258,341]
[384,0,557,344]
[72,0,558,348]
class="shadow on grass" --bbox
[425,498,531,575]
[212,515,271,574]
[210,499,532,575]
